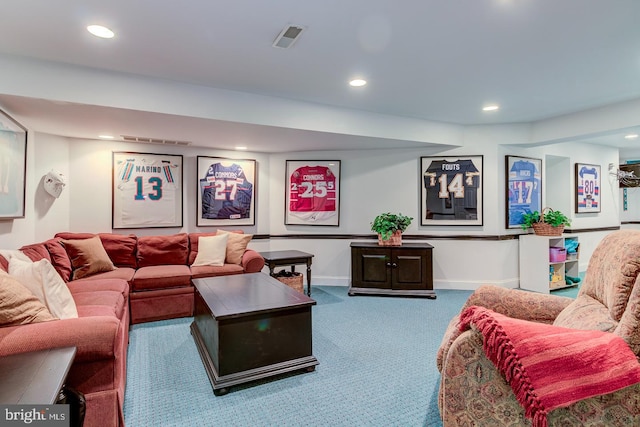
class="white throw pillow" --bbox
[0,249,32,263]
[192,234,229,267]
[9,258,78,319]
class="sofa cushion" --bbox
[70,267,136,285]
[73,290,126,320]
[192,234,228,267]
[216,230,253,265]
[44,238,73,282]
[8,258,78,319]
[66,278,129,301]
[98,233,138,268]
[132,265,191,291]
[54,232,95,240]
[579,230,640,321]
[56,232,138,268]
[137,233,188,267]
[553,294,617,332]
[0,271,57,326]
[190,264,244,279]
[62,236,116,280]
[19,242,52,263]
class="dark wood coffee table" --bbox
[191,273,319,395]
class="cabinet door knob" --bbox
[391,263,398,268]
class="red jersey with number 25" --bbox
[289,166,337,221]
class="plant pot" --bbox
[378,230,402,246]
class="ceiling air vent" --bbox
[121,135,191,146]
[272,25,305,49]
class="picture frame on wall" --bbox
[505,155,542,229]
[197,156,256,226]
[575,163,601,213]
[112,151,183,229]
[285,160,340,226]
[420,155,483,226]
[0,109,27,219]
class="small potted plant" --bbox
[521,208,571,236]
[371,212,413,246]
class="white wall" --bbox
[0,132,70,248]
[0,126,621,291]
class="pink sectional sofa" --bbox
[0,231,265,427]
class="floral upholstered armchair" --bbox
[437,230,640,427]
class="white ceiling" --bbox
[0,0,639,152]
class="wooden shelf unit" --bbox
[519,234,580,293]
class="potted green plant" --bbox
[521,208,571,236]
[371,212,413,246]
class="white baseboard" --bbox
[311,276,520,291]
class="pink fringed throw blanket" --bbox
[459,306,640,427]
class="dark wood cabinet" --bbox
[349,242,435,298]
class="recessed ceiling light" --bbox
[482,104,500,112]
[235,146,247,151]
[349,79,367,87]
[624,133,639,140]
[99,135,115,140]
[87,25,114,39]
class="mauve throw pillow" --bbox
[0,271,56,326]
[62,236,115,280]
[216,230,253,265]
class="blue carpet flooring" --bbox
[123,286,473,426]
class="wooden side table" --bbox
[260,250,314,296]
[0,347,76,404]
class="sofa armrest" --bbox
[0,316,119,362]
[242,249,265,273]
[462,284,573,323]
[437,285,573,372]
[440,328,640,426]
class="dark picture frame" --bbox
[197,156,256,226]
[575,163,601,213]
[505,155,542,229]
[285,160,340,226]
[420,155,483,226]
[0,109,27,219]
[112,151,183,228]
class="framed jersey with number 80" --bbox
[285,160,340,226]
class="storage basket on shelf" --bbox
[549,247,567,262]
[273,270,304,293]
[532,208,565,236]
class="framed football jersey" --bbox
[505,155,542,229]
[421,155,483,226]
[197,156,256,226]
[112,152,183,228]
[575,163,601,213]
[285,160,340,226]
